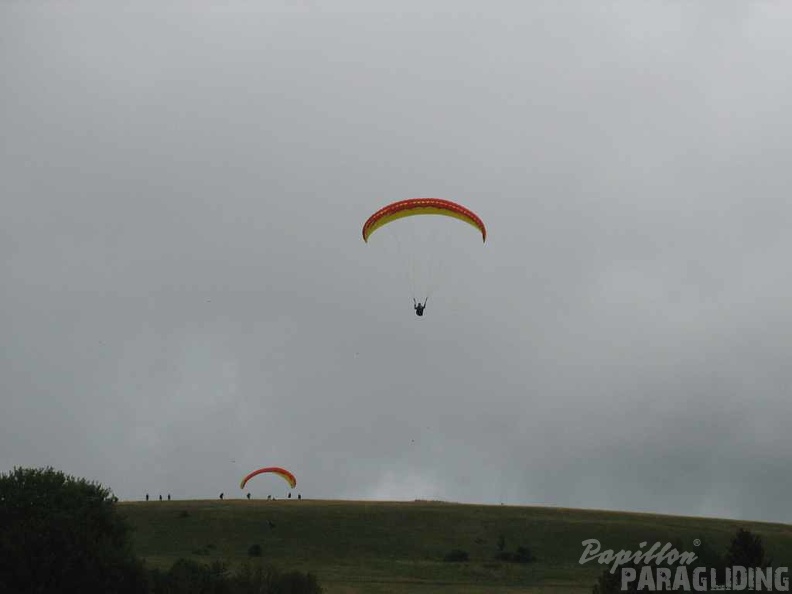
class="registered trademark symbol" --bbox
[693,539,701,547]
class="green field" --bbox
[120,499,792,594]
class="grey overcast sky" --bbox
[2,1,791,524]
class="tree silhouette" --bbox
[0,466,146,594]
[726,528,767,568]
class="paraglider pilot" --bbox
[413,297,427,316]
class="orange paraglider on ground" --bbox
[240,467,296,490]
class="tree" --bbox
[0,466,147,594]
[726,528,767,568]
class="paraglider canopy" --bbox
[362,197,486,310]
[362,198,486,243]
[240,467,297,490]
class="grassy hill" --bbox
[120,499,792,594]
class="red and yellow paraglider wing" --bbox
[240,466,297,490]
[362,198,486,243]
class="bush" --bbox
[150,560,323,594]
[274,569,323,594]
[514,545,534,563]
[444,549,470,562]
[494,543,534,564]
[0,466,147,594]
[155,559,231,594]
[248,544,262,557]
[727,528,767,568]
